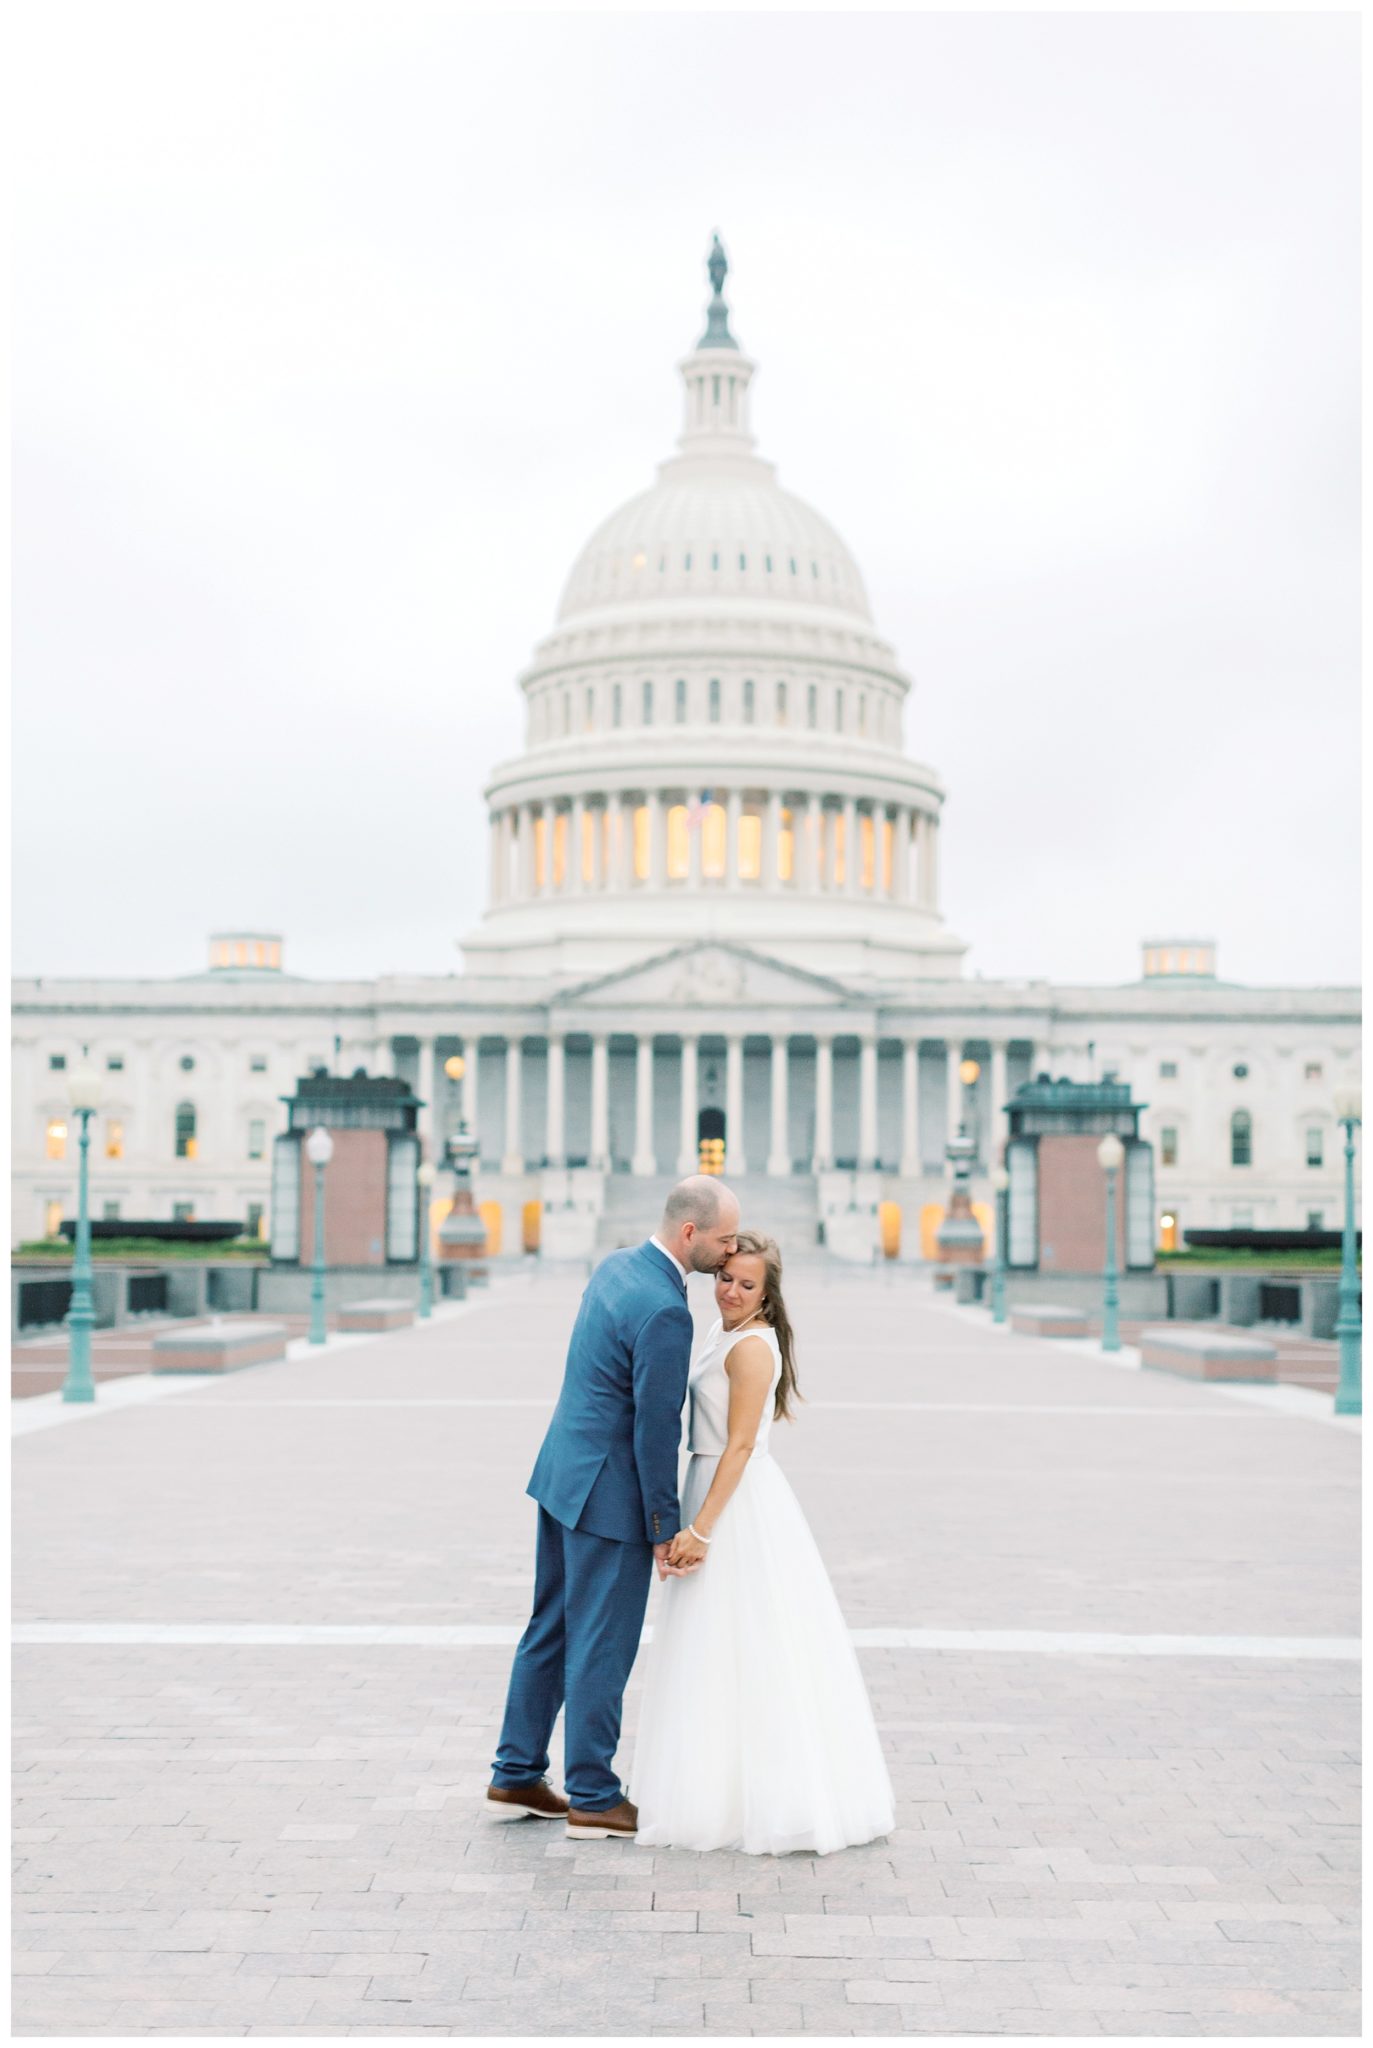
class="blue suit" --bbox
[492,1240,694,1810]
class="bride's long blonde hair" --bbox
[730,1230,801,1421]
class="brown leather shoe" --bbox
[566,1796,638,1840]
[484,1778,569,1821]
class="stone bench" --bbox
[1011,1305,1089,1339]
[151,1320,288,1374]
[1138,1326,1278,1381]
[337,1299,415,1333]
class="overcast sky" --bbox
[13,6,1360,992]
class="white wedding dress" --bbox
[631,1318,895,1855]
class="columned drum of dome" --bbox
[463,242,966,981]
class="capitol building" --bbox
[12,244,1361,1259]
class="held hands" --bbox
[666,1525,709,1572]
[653,1541,691,1581]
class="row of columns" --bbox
[488,794,940,907]
[409,1033,1020,1178]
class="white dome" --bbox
[556,473,872,623]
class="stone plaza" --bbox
[12,1264,1360,2037]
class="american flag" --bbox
[685,790,715,829]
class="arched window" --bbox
[776,680,788,725]
[105,1119,125,1161]
[175,1102,198,1160]
[675,678,688,724]
[742,678,755,723]
[835,691,844,733]
[583,685,595,731]
[642,679,654,724]
[708,678,721,723]
[45,1118,67,1161]
[561,692,571,735]
[612,682,622,728]
[807,683,817,729]
[1230,1110,1252,1168]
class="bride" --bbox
[630,1231,894,1855]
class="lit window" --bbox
[708,678,721,723]
[105,1119,125,1161]
[248,1119,266,1160]
[1305,1062,1323,1081]
[268,943,281,968]
[642,679,654,724]
[44,1200,62,1238]
[675,677,687,723]
[234,940,248,966]
[778,807,794,882]
[1306,1127,1324,1168]
[632,804,651,880]
[1230,1110,1252,1168]
[832,809,846,887]
[107,1055,124,1071]
[807,684,817,729]
[551,811,568,889]
[612,683,622,728]
[1233,1063,1248,1080]
[1160,1127,1178,1167]
[175,1102,198,1160]
[742,679,755,723]
[581,808,596,884]
[1160,1061,1178,1079]
[701,803,727,879]
[777,681,788,725]
[533,811,548,886]
[45,1119,67,1161]
[253,940,266,966]
[250,1055,267,1073]
[48,1054,66,1071]
[859,811,875,890]
[739,809,762,881]
[881,815,894,893]
[666,804,689,879]
[631,550,646,570]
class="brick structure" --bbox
[270,1074,422,1273]
[1037,1132,1130,1274]
[1005,1076,1155,1278]
[298,1128,389,1267]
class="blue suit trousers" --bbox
[492,1507,653,1811]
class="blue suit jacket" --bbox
[527,1240,694,1545]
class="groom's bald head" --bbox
[660,1175,741,1273]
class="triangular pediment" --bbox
[559,940,858,1012]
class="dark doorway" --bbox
[697,1106,725,1175]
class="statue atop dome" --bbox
[696,232,739,351]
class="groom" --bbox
[486,1175,741,1839]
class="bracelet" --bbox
[687,1523,713,1544]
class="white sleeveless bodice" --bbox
[687,1318,782,1459]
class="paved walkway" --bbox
[12,1267,1360,2036]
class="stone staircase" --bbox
[594,1172,822,1261]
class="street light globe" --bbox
[1097,1132,1125,1171]
[959,1058,981,1087]
[416,1160,436,1188]
[1333,1087,1363,1124]
[66,1062,103,1113]
[444,1055,466,1082]
[305,1126,335,1168]
[992,1167,1010,1193]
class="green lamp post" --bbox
[416,1159,436,1318]
[990,1165,1009,1324]
[1097,1131,1124,1353]
[305,1124,333,1346]
[1333,1088,1361,1416]
[61,1058,103,1403]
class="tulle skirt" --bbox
[630,1450,895,1856]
